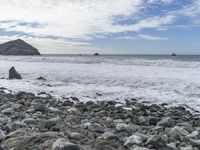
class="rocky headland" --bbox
[0,89,200,150]
[0,39,40,55]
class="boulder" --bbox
[0,130,5,142]
[157,117,175,127]
[124,133,148,147]
[9,67,22,79]
[116,123,132,133]
[0,39,40,55]
[94,53,100,56]
[146,135,167,149]
[52,139,80,150]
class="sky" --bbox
[0,0,199,54]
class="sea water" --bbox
[0,55,200,111]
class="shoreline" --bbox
[0,89,200,149]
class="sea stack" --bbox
[9,66,22,79]
[94,53,100,56]
[171,53,176,56]
[0,39,40,55]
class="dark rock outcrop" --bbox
[37,77,47,81]
[0,39,40,55]
[9,67,22,79]
[171,53,176,56]
[94,53,100,56]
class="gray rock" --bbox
[169,126,189,141]
[180,145,193,150]
[189,139,200,147]
[69,132,82,140]
[37,77,47,81]
[146,135,167,149]
[2,108,14,115]
[34,103,47,113]
[157,117,175,127]
[83,122,104,133]
[152,126,164,133]
[131,146,150,150]
[185,131,200,139]
[0,130,5,142]
[124,133,148,147]
[177,122,193,133]
[9,67,22,79]
[116,123,131,133]
[101,132,118,140]
[38,117,61,130]
[0,39,40,55]
[52,138,80,150]
[23,118,38,125]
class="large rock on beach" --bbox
[9,67,22,79]
[52,139,80,150]
[0,39,40,55]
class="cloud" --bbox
[0,0,197,53]
[115,34,168,40]
[138,34,168,40]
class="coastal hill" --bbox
[0,39,40,55]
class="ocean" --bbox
[0,54,200,111]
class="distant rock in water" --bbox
[0,39,40,55]
[37,77,47,81]
[9,66,22,79]
[94,53,100,56]
[171,53,176,56]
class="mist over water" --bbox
[0,55,200,111]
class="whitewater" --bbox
[0,55,200,111]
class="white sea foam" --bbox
[0,55,200,111]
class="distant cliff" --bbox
[0,39,40,55]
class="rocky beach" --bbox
[0,89,200,150]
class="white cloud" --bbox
[182,0,200,17]
[0,0,196,53]
[0,0,144,39]
[138,34,168,40]
[115,34,168,40]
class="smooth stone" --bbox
[124,133,148,147]
[83,122,104,133]
[49,107,62,114]
[12,121,27,129]
[0,130,5,142]
[157,117,175,127]
[38,117,61,130]
[185,131,200,140]
[177,122,193,133]
[189,139,200,147]
[169,126,189,141]
[116,123,132,133]
[101,132,118,140]
[146,135,167,149]
[23,118,38,125]
[180,145,193,150]
[69,132,82,140]
[52,139,80,150]
[152,126,164,133]
[2,108,14,115]
[34,103,47,113]
[130,146,150,150]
